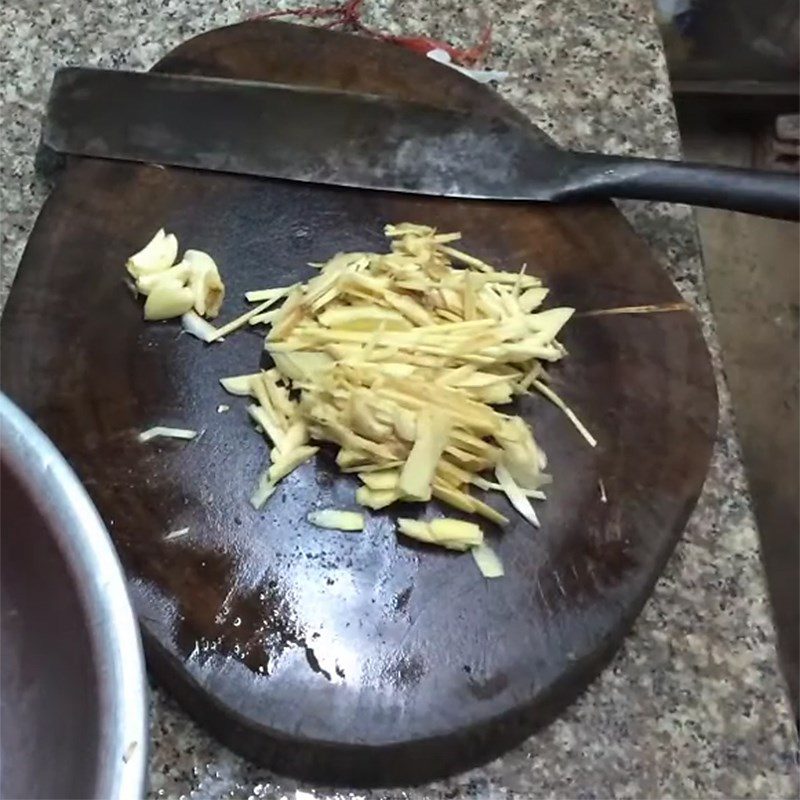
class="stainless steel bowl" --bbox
[0,393,147,799]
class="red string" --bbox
[251,0,491,66]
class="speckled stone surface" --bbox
[2,1,798,797]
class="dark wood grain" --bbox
[0,20,718,786]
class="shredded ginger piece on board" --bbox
[471,542,504,578]
[182,311,219,342]
[307,509,365,531]
[397,517,483,551]
[138,426,198,442]
[138,222,597,555]
[164,527,190,541]
[208,223,596,546]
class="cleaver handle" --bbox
[557,152,800,220]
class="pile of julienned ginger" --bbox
[126,223,595,577]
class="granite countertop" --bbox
[2,1,797,797]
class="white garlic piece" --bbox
[126,229,179,278]
[143,278,195,321]
[183,249,225,318]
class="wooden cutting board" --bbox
[0,20,717,786]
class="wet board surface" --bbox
[0,20,717,786]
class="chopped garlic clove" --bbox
[137,263,191,295]
[183,250,225,318]
[127,234,227,322]
[144,279,195,321]
[307,509,364,531]
[471,543,504,578]
[182,311,219,342]
[126,229,179,278]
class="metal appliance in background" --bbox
[656,0,799,135]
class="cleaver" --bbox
[41,67,799,220]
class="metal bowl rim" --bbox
[1,393,147,800]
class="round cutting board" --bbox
[0,20,717,786]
